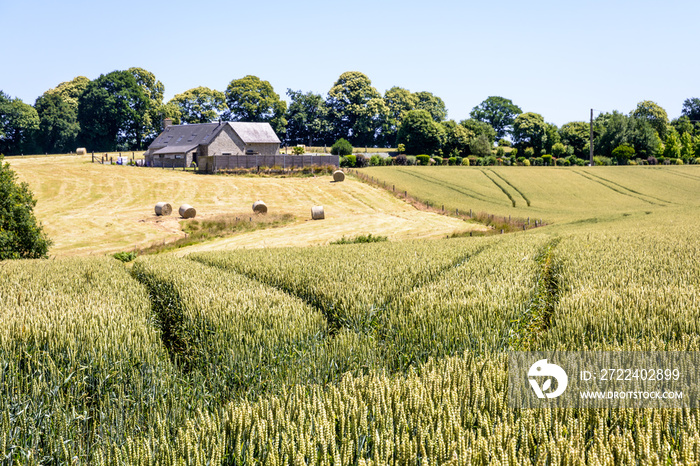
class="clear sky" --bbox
[2,0,698,127]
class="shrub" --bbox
[629,160,638,165]
[406,156,417,165]
[496,147,505,157]
[455,156,463,165]
[448,157,457,165]
[656,156,666,164]
[355,154,368,168]
[0,155,52,259]
[461,157,470,166]
[593,156,613,166]
[647,156,658,165]
[369,155,384,166]
[695,157,700,165]
[484,156,497,166]
[331,138,353,156]
[397,143,406,154]
[517,156,526,164]
[467,155,478,166]
[340,155,356,167]
[416,155,430,166]
[498,139,511,147]
[541,154,553,166]
[532,157,544,166]
[612,144,635,165]
[292,146,305,155]
[113,251,138,263]
[524,147,535,158]
[393,154,408,166]
[674,158,684,165]
[522,158,531,166]
[432,156,444,165]
[555,157,567,166]
[510,148,518,158]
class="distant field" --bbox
[363,165,700,225]
[6,155,477,256]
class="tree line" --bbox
[1,68,699,164]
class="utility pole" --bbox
[589,108,594,166]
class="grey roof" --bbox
[146,121,279,155]
[228,122,281,144]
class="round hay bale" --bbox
[333,170,345,182]
[311,205,325,220]
[252,200,268,214]
[179,204,196,219]
[154,202,172,216]
[76,147,87,155]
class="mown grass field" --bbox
[2,161,700,464]
[6,155,478,256]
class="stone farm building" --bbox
[144,120,280,169]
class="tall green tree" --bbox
[414,91,447,122]
[681,98,700,122]
[326,71,382,144]
[396,109,444,155]
[78,71,150,151]
[512,112,547,155]
[285,89,332,146]
[543,122,560,154]
[671,116,695,137]
[559,121,590,157]
[0,155,51,259]
[595,111,660,159]
[225,75,287,136]
[0,92,40,155]
[680,131,695,161]
[170,87,227,124]
[34,93,80,154]
[382,87,418,145]
[631,100,669,140]
[469,96,522,140]
[441,120,472,157]
[663,130,681,159]
[459,119,496,144]
[43,76,90,113]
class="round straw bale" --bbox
[252,200,268,214]
[179,204,196,219]
[332,170,345,182]
[311,205,325,220]
[76,147,87,155]
[154,202,172,216]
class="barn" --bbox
[144,119,281,168]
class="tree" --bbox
[469,134,492,158]
[285,89,332,146]
[44,76,90,112]
[559,121,590,157]
[326,71,382,144]
[663,131,681,159]
[170,87,227,124]
[0,92,40,155]
[680,131,695,160]
[459,119,496,144]
[681,98,700,122]
[225,75,287,135]
[543,122,560,154]
[78,71,150,151]
[441,120,471,157]
[469,96,522,140]
[414,91,447,122]
[34,92,80,153]
[631,100,669,140]
[0,155,51,259]
[127,67,169,146]
[671,116,695,137]
[512,112,547,155]
[396,109,444,155]
[595,111,660,159]
[382,87,418,145]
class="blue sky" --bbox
[2,0,698,126]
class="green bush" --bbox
[612,144,635,165]
[468,156,478,166]
[455,156,463,165]
[495,147,505,157]
[113,251,138,263]
[292,146,305,155]
[369,155,384,166]
[340,155,356,168]
[448,157,457,165]
[397,143,406,154]
[695,158,700,165]
[510,148,518,158]
[416,155,430,165]
[406,155,417,165]
[532,157,544,166]
[522,158,531,166]
[484,156,497,166]
[498,139,511,147]
[331,138,353,156]
[593,156,613,166]
[524,147,535,158]
[0,155,52,259]
[541,154,553,166]
[674,158,684,165]
[432,156,443,165]
[517,157,525,164]
[461,157,470,166]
